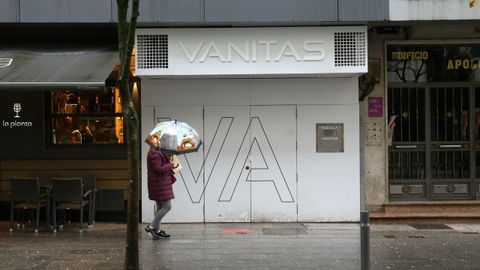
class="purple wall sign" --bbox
[368,97,383,118]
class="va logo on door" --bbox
[174,117,295,204]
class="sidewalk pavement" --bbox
[0,221,480,269]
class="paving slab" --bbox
[446,223,480,233]
[1,221,480,269]
[371,227,480,270]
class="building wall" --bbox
[362,32,388,209]
[363,22,480,208]
[19,0,112,22]
[141,77,360,222]
[0,0,388,23]
[390,0,479,21]
[4,0,478,24]
[2,1,477,216]
[0,0,19,22]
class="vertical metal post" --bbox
[469,86,476,199]
[360,211,370,270]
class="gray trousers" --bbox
[151,200,171,231]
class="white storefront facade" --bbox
[138,26,367,223]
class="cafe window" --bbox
[48,87,124,145]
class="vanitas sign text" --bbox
[136,26,368,77]
[179,40,325,63]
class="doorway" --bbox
[153,105,297,222]
[388,84,480,200]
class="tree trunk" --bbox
[116,0,141,269]
[121,81,140,270]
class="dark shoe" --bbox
[157,230,170,238]
[145,226,159,240]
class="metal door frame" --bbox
[388,82,480,201]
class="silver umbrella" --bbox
[145,120,202,154]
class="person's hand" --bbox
[170,155,179,168]
[170,155,183,173]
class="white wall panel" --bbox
[141,79,250,106]
[297,104,360,222]
[204,106,252,222]
[141,105,155,223]
[250,106,297,222]
[142,77,358,107]
[141,78,360,222]
[250,77,358,105]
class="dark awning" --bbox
[0,47,118,91]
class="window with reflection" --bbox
[49,87,124,145]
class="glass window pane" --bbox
[52,116,124,145]
[49,87,124,146]
[51,88,121,114]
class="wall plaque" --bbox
[368,96,383,118]
[316,123,344,152]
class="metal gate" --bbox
[388,83,480,200]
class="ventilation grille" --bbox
[136,34,169,69]
[334,32,366,67]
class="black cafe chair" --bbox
[9,177,49,233]
[68,173,97,225]
[30,172,54,186]
[52,177,90,232]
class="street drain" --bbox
[383,234,397,239]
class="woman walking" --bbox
[144,146,178,239]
